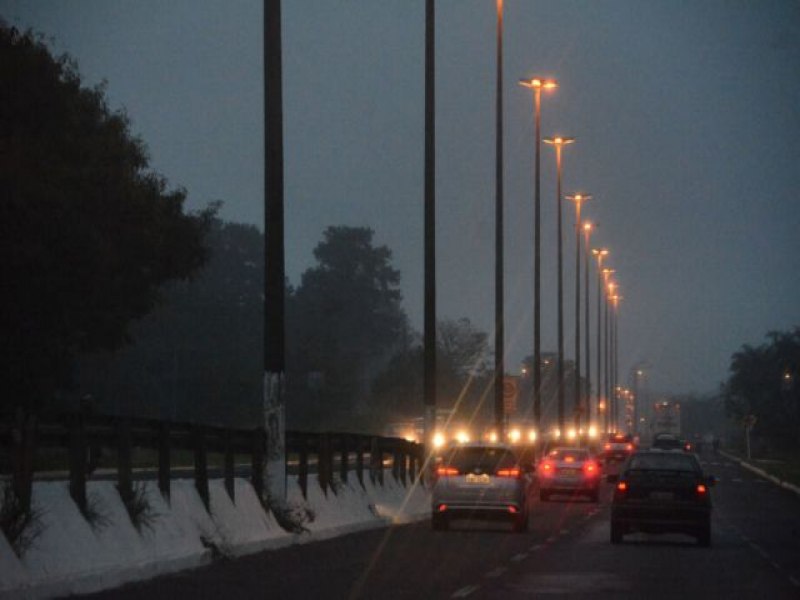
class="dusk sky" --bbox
[3,0,799,396]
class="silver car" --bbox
[537,447,601,502]
[431,442,532,532]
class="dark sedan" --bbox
[611,450,715,546]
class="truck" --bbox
[651,400,681,437]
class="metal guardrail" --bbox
[1,410,424,516]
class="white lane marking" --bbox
[529,544,545,552]
[560,529,570,535]
[511,553,528,563]
[485,567,507,579]
[750,542,770,561]
[789,576,800,587]
[731,478,743,483]
[452,584,480,598]
[546,536,558,543]
[771,561,781,570]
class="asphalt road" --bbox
[77,449,800,599]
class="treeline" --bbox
[723,327,800,451]
[77,221,493,433]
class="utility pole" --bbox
[264,0,286,501]
[494,0,505,436]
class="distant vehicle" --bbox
[431,443,532,533]
[610,450,715,546]
[538,447,601,503]
[601,432,635,464]
[651,433,691,452]
[651,400,681,437]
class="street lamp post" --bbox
[582,222,594,425]
[611,293,623,431]
[544,136,575,435]
[519,75,557,442]
[592,249,609,428]
[494,0,505,436]
[566,194,592,431]
[607,281,618,429]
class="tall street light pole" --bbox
[602,270,615,432]
[264,0,287,502]
[612,294,623,431]
[582,222,594,425]
[423,0,437,465]
[543,136,575,436]
[519,76,557,441]
[592,249,608,426]
[494,0,505,436]
[566,194,591,431]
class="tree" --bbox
[77,217,264,426]
[0,25,214,413]
[288,226,409,430]
[723,328,800,450]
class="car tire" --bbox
[431,512,448,531]
[539,490,549,502]
[610,519,623,544]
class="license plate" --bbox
[560,469,580,477]
[466,473,491,484]
[650,491,674,500]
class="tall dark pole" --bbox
[264,0,286,500]
[423,0,437,456]
[583,226,591,428]
[570,198,585,430]
[494,0,505,436]
[556,145,565,435]
[596,261,602,430]
[604,289,610,432]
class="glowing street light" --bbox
[519,75,557,441]
[544,135,575,434]
[566,194,592,430]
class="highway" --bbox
[79,449,800,599]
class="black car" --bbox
[651,433,692,452]
[611,450,715,546]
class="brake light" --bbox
[696,484,707,495]
[436,467,459,477]
[583,461,598,475]
[604,443,611,451]
[625,443,633,451]
[507,506,519,514]
[496,468,521,478]
[540,461,554,476]
[616,481,627,492]
[437,504,448,512]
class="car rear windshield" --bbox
[445,447,517,472]
[627,453,697,472]
[549,449,589,461]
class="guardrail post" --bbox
[369,437,379,485]
[117,419,133,502]
[158,422,170,500]
[298,436,309,499]
[251,428,265,503]
[355,437,365,489]
[67,413,87,513]
[391,442,401,483]
[339,435,349,485]
[11,408,35,513]
[319,433,332,495]
[193,426,209,510]
[224,429,235,503]
[399,442,408,486]
[408,443,416,485]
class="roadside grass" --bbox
[724,447,800,488]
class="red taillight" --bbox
[507,505,519,514]
[540,461,554,476]
[625,443,633,451]
[436,467,459,477]
[496,468,521,478]
[437,504,448,512]
[616,481,628,492]
[696,484,707,495]
[604,443,611,451]
[583,461,598,475]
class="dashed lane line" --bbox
[451,584,480,598]
[560,529,570,535]
[789,576,800,588]
[546,536,558,543]
[510,553,528,563]
[749,542,771,561]
[485,567,507,579]
[529,544,545,552]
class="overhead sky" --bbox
[3,1,799,395]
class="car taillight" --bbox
[616,481,628,492]
[436,467,459,477]
[583,461,599,475]
[496,468,521,478]
[604,443,611,451]
[696,484,707,495]
[437,504,448,512]
[625,443,633,451]
[507,505,519,514]
[540,462,554,476]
